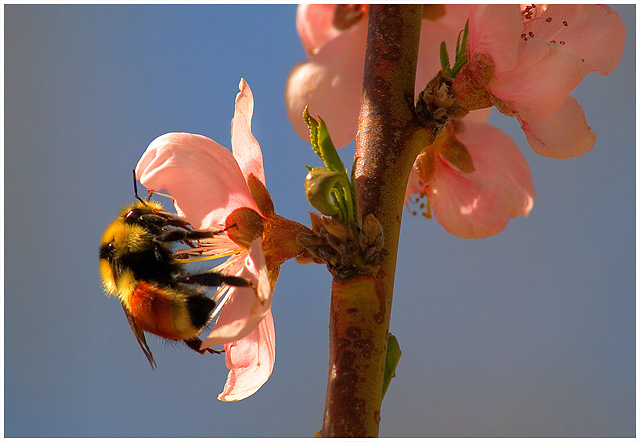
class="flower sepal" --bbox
[262,214,315,270]
[246,173,275,217]
[439,130,475,174]
[450,52,496,112]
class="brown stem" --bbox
[321,5,427,437]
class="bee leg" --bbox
[151,239,166,262]
[183,338,224,355]
[180,272,253,288]
[155,225,218,243]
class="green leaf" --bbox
[458,20,469,58]
[439,40,451,77]
[451,20,469,78]
[317,117,346,174]
[302,106,321,157]
[382,333,402,401]
[303,107,346,174]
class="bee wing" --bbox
[121,302,157,369]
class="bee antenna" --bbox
[132,169,146,204]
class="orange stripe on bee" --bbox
[128,281,196,341]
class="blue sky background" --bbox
[4,4,635,437]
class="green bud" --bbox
[302,108,357,226]
[304,168,342,217]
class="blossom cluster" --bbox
[285,4,624,238]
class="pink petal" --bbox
[217,311,275,401]
[405,164,424,201]
[285,15,368,148]
[136,132,259,230]
[468,5,522,73]
[465,108,492,124]
[491,38,583,118]
[287,5,478,148]
[528,4,625,76]
[296,4,340,55]
[231,79,266,186]
[429,123,534,238]
[516,95,597,159]
[436,4,473,29]
[201,239,271,347]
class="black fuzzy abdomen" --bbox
[186,294,216,329]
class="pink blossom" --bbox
[455,4,625,159]
[285,4,473,148]
[136,79,274,401]
[406,122,534,239]
[288,5,531,238]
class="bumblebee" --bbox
[99,178,250,368]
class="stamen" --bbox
[148,189,174,201]
[522,5,535,20]
[521,4,557,42]
[406,191,433,220]
[211,285,233,317]
[175,255,219,264]
[423,199,432,219]
[174,248,239,263]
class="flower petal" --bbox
[464,108,492,124]
[468,5,522,73]
[287,5,478,148]
[285,16,368,148]
[232,79,266,186]
[296,4,341,55]
[217,311,275,402]
[516,95,597,159]
[528,4,626,76]
[201,239,271,347]
[491,38,583,118]
[136,132,259,230]
[428,123,534,238]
